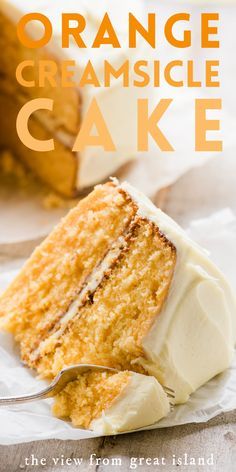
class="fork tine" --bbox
[163,385,175,394]
[163,385,175,400]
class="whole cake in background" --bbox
[0,180,235,434]
[0,0,143,196]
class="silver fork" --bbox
[0,364,118,405]
[0,364,175,406]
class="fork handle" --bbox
[0,386,54,405]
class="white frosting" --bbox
[121,182,236,403]
[91,372,170,434]
[32,179,236,409]
[1,0,145,189]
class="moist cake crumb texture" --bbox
[0,180,235,432]
[0,183,136,356]
[36,217,176,378]
[53,371,131,429]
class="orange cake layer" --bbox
[0,11,80,136]
[53,371,131,429]
[52,369,171,433]
[0,92,78,196]
[0,182,176,379]
[35,217,176,378]
[0,10,81,196]
[0,183,137,362]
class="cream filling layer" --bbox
[91,372,170,434]
[121,182,236,403]
[34,232,129,360]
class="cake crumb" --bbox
[42,192,80,210]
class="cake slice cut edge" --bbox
[34,215,176,379]
[0,181,137,350]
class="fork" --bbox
[0,364,175,405]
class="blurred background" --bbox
[0,0,235,265]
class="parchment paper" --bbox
[0,208,235,445]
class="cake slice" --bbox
[0,180,235,432]
[53,371,170,433]
[0,0,142,196]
